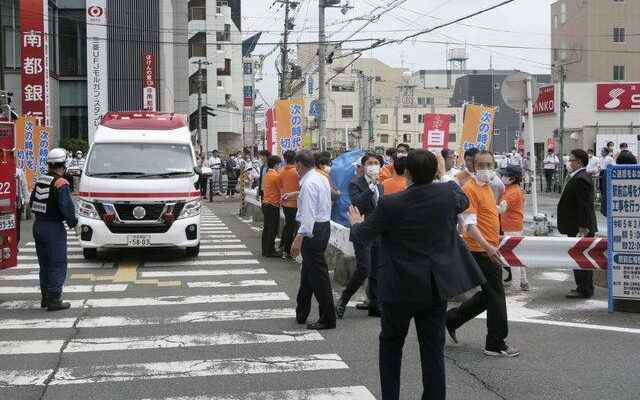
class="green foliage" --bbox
[59,138,89,154]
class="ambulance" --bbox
[77,112,201,259]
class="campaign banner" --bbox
[274,98,305,155]
[459,104,497,153]
[14,117,50,191]
[265,109,274,154]
[422,113,450,152]
[533,85,555,115]
[143,53,156,111]
[597,83,640,111]
[87,0,108,143]
[21,0,50,126]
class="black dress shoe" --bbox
[446,323,459,344]
[40,288,47,309]
[265,252,283,258]
[307,321,336,330]
[355,301,369,310]
[566,291,592,299]
[368,308,381,318]
[47,299,71,311]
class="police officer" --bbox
[30,148,78,311]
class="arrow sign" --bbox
[568,237,608,270]
[588,239,608,270]
[498,236,524,267]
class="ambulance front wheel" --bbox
[185,244,200,258]
[83,248,98,260]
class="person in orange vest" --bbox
[382,153,408,195]
[379,148,397,182]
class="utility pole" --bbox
[318,0,328,151]
[368,76,374,149]
[278,0,295,99]
[192,59,211,153]
[558,64,566,178]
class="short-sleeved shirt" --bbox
[462,179,500,252]
[379,163,394,182]
[382,175,407,195]
[278,165,300,208]
[500,184,524,232]
[262,169,281,206]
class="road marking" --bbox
[143,386,377,400]
[0,308,297,330]
[144,259,259,267]
[190,251,253,257]
[18,254,84,261]
[200,244,246,249]
[0,284,127,294]
[200,239,241,243]
[251,227,263,232]
[186,279,277,288]
[0,292,289,310]
[0,354,348,386]
[13,263,110,270]
[24,241,80,247]
[201,231,233,235]
[113,261,138,282]
[0,330,323,355]
[199,235,237,239]
[141,268,267,278]
[19,247,82,253]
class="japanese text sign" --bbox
[21,0,50,126]
[423,113,450,152]
[274,98,305,155]
[460,104,496,154]
[143,53,156,111]
[14,117,50,191]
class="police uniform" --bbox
[30,173,78,310]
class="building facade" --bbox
[551,0,640,82]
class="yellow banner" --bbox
[15,117,51,191]
[459,104,497,155]
[274,98,305,155]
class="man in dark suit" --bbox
[558,149,598,299]
[336,153,384,319]
[349,150,484,400]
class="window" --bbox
[217,58,231,76]
[417,97,433,106]
[403,114,411,124]
[217,80,223,88]
[560,2,567,24]
[217,44,223,52]
[613,65,625,81]
[188,0,206,21]
[613,27,625,43]
[341,105,354,119]
[418,114,424,123]
[403,134,411,143]
[450,114,456,123]
[60,81,88,140]
[189,69,207,95]
[449,133,457,143]
[48,5,57,75]
[375,76,382,82]
[243,62,253,75]
[331,83,355,92]
[188,32,206,58]
[379,114,389,124]
[493,129,500,137]
[2,0,20,69]
[553,48,559,61]
[217,24,231,41]
[58,10,87,76]
[553,15,558,29]
[375,98,381,104]
[380,134,389,144]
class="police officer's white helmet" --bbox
[48,148,68,166]
[76,150,83,158]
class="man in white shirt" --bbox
[291,150,336,330]
[208,150,223,197]
[543,149,559,192]
[441,149,459,181]
[586,149,600,176]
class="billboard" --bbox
[143,53,156,111]
[273,98,305,155]
[87,0,108,143]
[597,83,640,111]
[533,85,555,115]
[20,0,50,126]
[422,113,450,152]
[265,109,274,154]
[459,104,497,153]
[14,117,50,191]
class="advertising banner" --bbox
[20,0,50,126]
[459,104,497,153]
[87,0,108,143]
[597,83,640,111]
[274,98,305,155]
[265,109,274,154]
[422,113,450,152]
[143,53,156,111]
[533,85,555,115]
[14,117,50,191]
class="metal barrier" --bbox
[499,236,607,270]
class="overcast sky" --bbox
[241,0,554,105]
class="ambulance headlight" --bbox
[178,199,201,219]
[78,200,100,220]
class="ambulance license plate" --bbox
[0,214,16,231]
[127,235,151,247]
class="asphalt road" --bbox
[1,200,639,400]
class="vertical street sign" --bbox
[86,0,108,144]
[143,53,156,111]
[423,113,450,153]
[607,164,640,312]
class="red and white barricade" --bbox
[498,236,608,270]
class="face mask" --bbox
[397,152,408,158]
[475,169,494,185]
[366,165,381,180]
[501,176,512,186]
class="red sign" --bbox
[0,122,15,150]
[143,54,156,111]
[422,113,450,151]
[21,0,49,125]
[596,83,640,111]
[266,109,274,154]
[0,150,18,269]
[533,85,555,115]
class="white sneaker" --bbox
[483,346,520,357]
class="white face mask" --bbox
[366,165,381,180]
[475,169,494,185]
[500,176,512,186]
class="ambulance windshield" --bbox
[85,143,195,179]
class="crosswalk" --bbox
[0,207,376,399]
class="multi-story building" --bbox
[551,0,640,82]
[0,0,243,152]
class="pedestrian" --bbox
[238,149,253,216]
[336,152,384,319]
[198,155,212,198]
[290,150,336,330]
[279,150,300,259]
[446,150,520,357]
[498,165,529,291]
[457,147,504,202]
[348,149,484,400]
[315,151,340,201]
[261,155,282,258]
[15,166,29,245]
[382,153,407,195]
[598,147,614,216]
[441,148,459,182]
[379,148,397,182]
[616,150,638,165]
[558,149,598,299]
[543,148,559,192]
[209,150,223,199]
[586,149,600,176]
[29,148,78,311]
[225,152,238,197]
[256,150,270,202]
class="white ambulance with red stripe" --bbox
[77,112,201,259]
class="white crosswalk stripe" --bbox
[0,208,374,399]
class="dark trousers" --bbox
[199,175,209,197]
[544,169,555,192]
[339,239,379,309]
[261,203,280,256]
[599,170,607,217]
[570,233,595,296]
[296,222,336,325]
[380,296,447,400]
[33,220,68,299]
[446,252,508,350]
[281,206,298,255]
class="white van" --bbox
[77,112,201,259]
